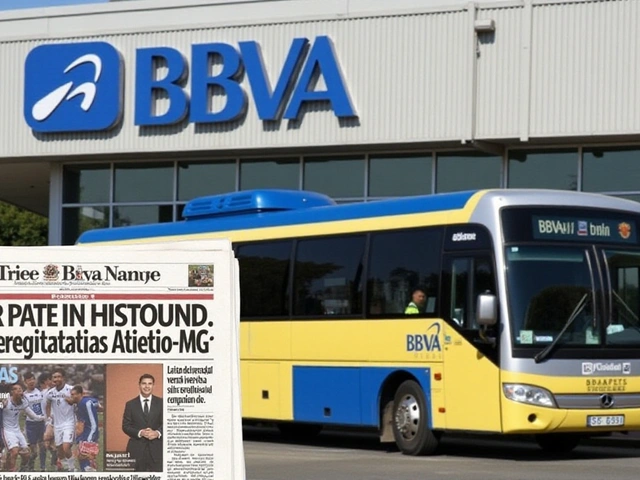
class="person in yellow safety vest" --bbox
[405,286,427,314]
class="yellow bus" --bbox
[78,188,640,455]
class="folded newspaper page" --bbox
[0,240,243,480]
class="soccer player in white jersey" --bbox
[2,383,46,472]
[23,372,47,471]
[45,368,76,472]
[38,372,59,471]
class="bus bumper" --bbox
[501,400,640,433]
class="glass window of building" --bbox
[369,154,432,197]
[240,158,300,191]
[436,152,501,193]
[178,160,236,201]
[113,205,173,227]
[508,150,578,190]
[63,164,110,204]
[62,206,110,245]
[115,163,174,202]
[114,162,174,202]
[583,148,640,193]
[303,156,365,199]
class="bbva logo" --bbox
[24,42,123,133]
[406,323,442,352]
[23,36,356,134]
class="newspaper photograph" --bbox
[0,241,242,480]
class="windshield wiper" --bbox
[534,293,589,364]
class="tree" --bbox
[0,202,48,246]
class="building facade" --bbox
[1,0,640,245]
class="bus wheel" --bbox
[535,433,581,454]
[277,422,323,441]
[392,380,439,455]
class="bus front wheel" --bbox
[392,380,440,455]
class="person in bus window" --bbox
[405,286,427,315]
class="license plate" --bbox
[586,415,625,427]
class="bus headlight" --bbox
[503,383,556,408]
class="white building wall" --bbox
[474,5,523,140]
[0,0,475,158]
[529,0,640,137]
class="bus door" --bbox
[441,253,502,432]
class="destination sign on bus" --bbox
[532,216,637,243]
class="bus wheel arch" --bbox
[379,373,440,455]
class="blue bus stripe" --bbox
[292,366,431,427]
[78,190,479,244]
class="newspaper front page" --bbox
[0,241,242,480]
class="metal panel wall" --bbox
[0,1,473,158]
[474,5,523,140]
[3,0,640,159]
[529,0,640,137]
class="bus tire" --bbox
[534,433,581,454]
[392,380,439,455]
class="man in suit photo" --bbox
[121,374,163,472]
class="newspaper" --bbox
[0,240,243,480]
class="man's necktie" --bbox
[144,398,149,416]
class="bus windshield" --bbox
[506,245,640,349]
[506,245,598,348]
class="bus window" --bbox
[367,228,442,316]
[236,240,293,318]
[603,249,640,346]
[445,256,496,329]
[293,235,366,316]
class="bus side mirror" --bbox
[477,293,497,327]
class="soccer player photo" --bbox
[68,385,102,472]
[0,364,105,473]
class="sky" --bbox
[0,0,108,10]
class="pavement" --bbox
[441,430,640,450]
